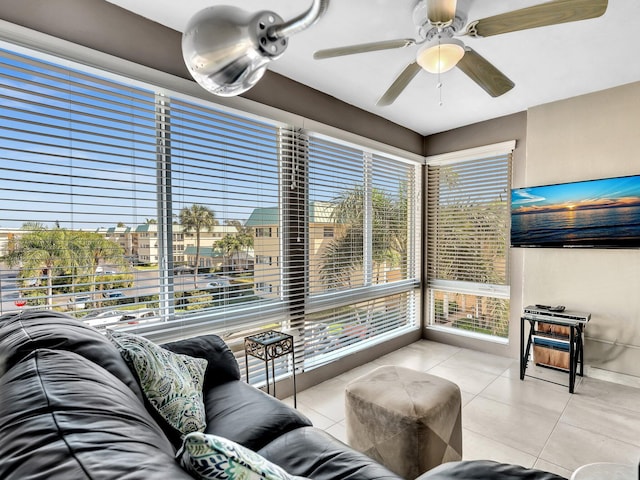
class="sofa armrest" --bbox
[415,460,567,480]
[162,334,241,388]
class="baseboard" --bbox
[585,365,640,389]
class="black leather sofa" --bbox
[0,311,566,480]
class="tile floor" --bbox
[284,339,640,478]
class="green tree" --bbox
[320,186,407,289]
[180,204,217,287]
[216,235,242,273]
[6,226,126,308]
[6,225,73,307]
[77,231,126,298]
[225,220,254,270]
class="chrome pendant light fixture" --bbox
[182,0,329,97]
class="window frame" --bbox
[425,141,514,343]
[0,26,424,375]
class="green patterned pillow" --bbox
[178,432,309,480]
[108,330,207,437]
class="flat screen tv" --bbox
[511,174,640,248]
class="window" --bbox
[256,255,273,265]
[301,133,422,367]
[323,227,334,238]
[426,142,513,340]
[0,47,158,319]
[0,46,282,330]
[0,42,421,384]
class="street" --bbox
[0,264,224,316]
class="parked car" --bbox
[103,291,125,299]
[69,295,92,310]
[116,309,159,327]
[82,310,128,328]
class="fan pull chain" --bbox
[437,41,443,106]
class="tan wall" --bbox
[524,82,640,379]
[425,84,640,382]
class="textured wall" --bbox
[525,82,640,379]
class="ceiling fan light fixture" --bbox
[416,37,465,74]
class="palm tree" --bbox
[216,235,242,273]
[6,226,127,308]
[320,186,406,289]
[79,232,126,298]
[238,231,254,271]
[6,225,72,308]
[225,220,254,270]
[180,204,217,287]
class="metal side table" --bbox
[244,330,297,408]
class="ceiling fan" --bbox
[314,0,608,106]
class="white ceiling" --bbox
[106,0,640,135]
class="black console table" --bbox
[520,307,590,393]
[244,330,297,407]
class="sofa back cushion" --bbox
[0,348,193,479]
[162,334,241,388]
[0,310,143,400]
[258,427,403,480]
[203,380,313,452]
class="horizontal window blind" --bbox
[0,48,288,333]
[307,135,365,293]
[304,290,418,368]
[0,42,422,388]
[372,153,419,285]
[0,48,160,325]
[168,97,283,326]
[303,133,421,366]
[427,154,510,284]
[426,151,511,339]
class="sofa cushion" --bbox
[0,310,144,401]
[162,334,241,388]
[417,460,567,480]
[203,380,312,452]
[0,348,192,479]
[109,330,208,438]
[178,432,309,480]
[257,427,403,480]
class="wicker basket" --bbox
[533,344,569,370]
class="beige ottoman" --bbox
[345,365,462,479]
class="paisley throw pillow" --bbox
[108,330,207,437]
[177,432,309,480]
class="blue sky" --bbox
[0,46,410,233]
[512,175,640,212]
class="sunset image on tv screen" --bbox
[511,175,640,248]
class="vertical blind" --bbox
[426,151,512,338]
